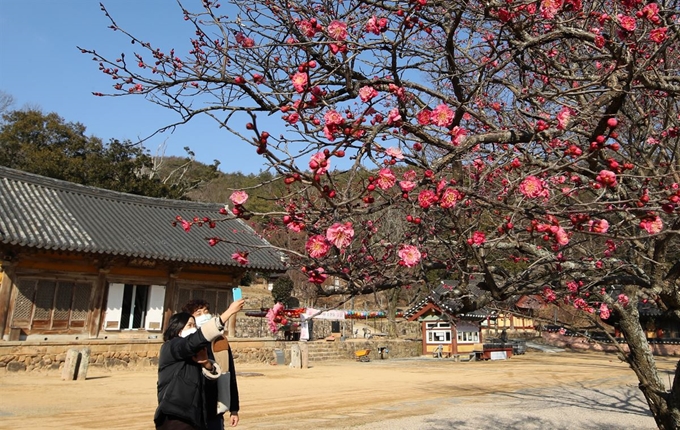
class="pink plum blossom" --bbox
[617,294,630,307]
[596,170,617,187]
[556,106,575,130]
[399,181,417,192]
[650,28,668,44]
[599,303,611,320]
[403,170,417,181]
[309,152,330,175]
[617,14,637,32]
[388,84,407,101]
[519,176,550,199]
[326,222,354,248]
[418,189,438,209]
[416,109,431,125]
[385,147,404,160]
[543,287,557,302]
[450,127,467,146]
[235,32,255,47]
[291,72,308,93]
[640,215,663,234]
[431,103,454,127]
[589,219,609,233]
[307,267,328,284]
[365,16,388,35]
[324,109,344,125]
[266,302,284,332]
[229,190,249,206]
[359,86,378,102]
[287,220,305,232]
[231,251,249,265]
[567,281,579,293]
[181,219,192,232]
[327,20,348,41]
[387,108,402,125]
[439,188,461,208]
[376,168,397,190]
[398,245,422,267]
[641,3,660,21]
[284,112,300,125]
[297,20,320,38]
[554,226,569,245]
[573,297,591,312]
[540,0,563,19]
[467,231,486,246]
[306,235,330,258]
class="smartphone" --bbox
[232,287,242,301]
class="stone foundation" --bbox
[0,337,422,373]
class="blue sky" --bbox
[0,1,269,174]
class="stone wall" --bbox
[0,337,423,373]
[236,315,421,340]
[0,339,164,372]
[540,332,680,356]
[304,338,422,362]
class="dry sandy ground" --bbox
[0,351,676,430]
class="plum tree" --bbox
[82,1,680,427]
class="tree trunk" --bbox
[386,288,400,338]
[618,304,680,429]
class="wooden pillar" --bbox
[162,275,178,333]
[0,261,15,340]
[227,313,237,338]
[87,269,109,339]
[452,326,459,355]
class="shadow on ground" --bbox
[419,383,653,430]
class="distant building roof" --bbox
[515,295,545,310]
[404,279,497,321]
[0,166,287,271]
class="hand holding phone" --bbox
[232,287,242,301]
[221,294,245,324]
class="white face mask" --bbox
[195,313,212,328]
[179,327,197,338]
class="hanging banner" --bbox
[303,308,345,320]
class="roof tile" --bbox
[0,167,287,271]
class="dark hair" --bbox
[163,312,193,342]
[182,299,211,315]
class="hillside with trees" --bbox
[0,108,219,199]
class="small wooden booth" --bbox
[0,166,286,342]
[405,283,490,359]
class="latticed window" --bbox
[177,286,232,314]
[10,278,93,331]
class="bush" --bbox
[271,275,294,305]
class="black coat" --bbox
[154,331,213,429]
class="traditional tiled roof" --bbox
[0,166,287,271]
[404,279,497,321]
[604,286,664,318]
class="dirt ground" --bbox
[0,351,676,430]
